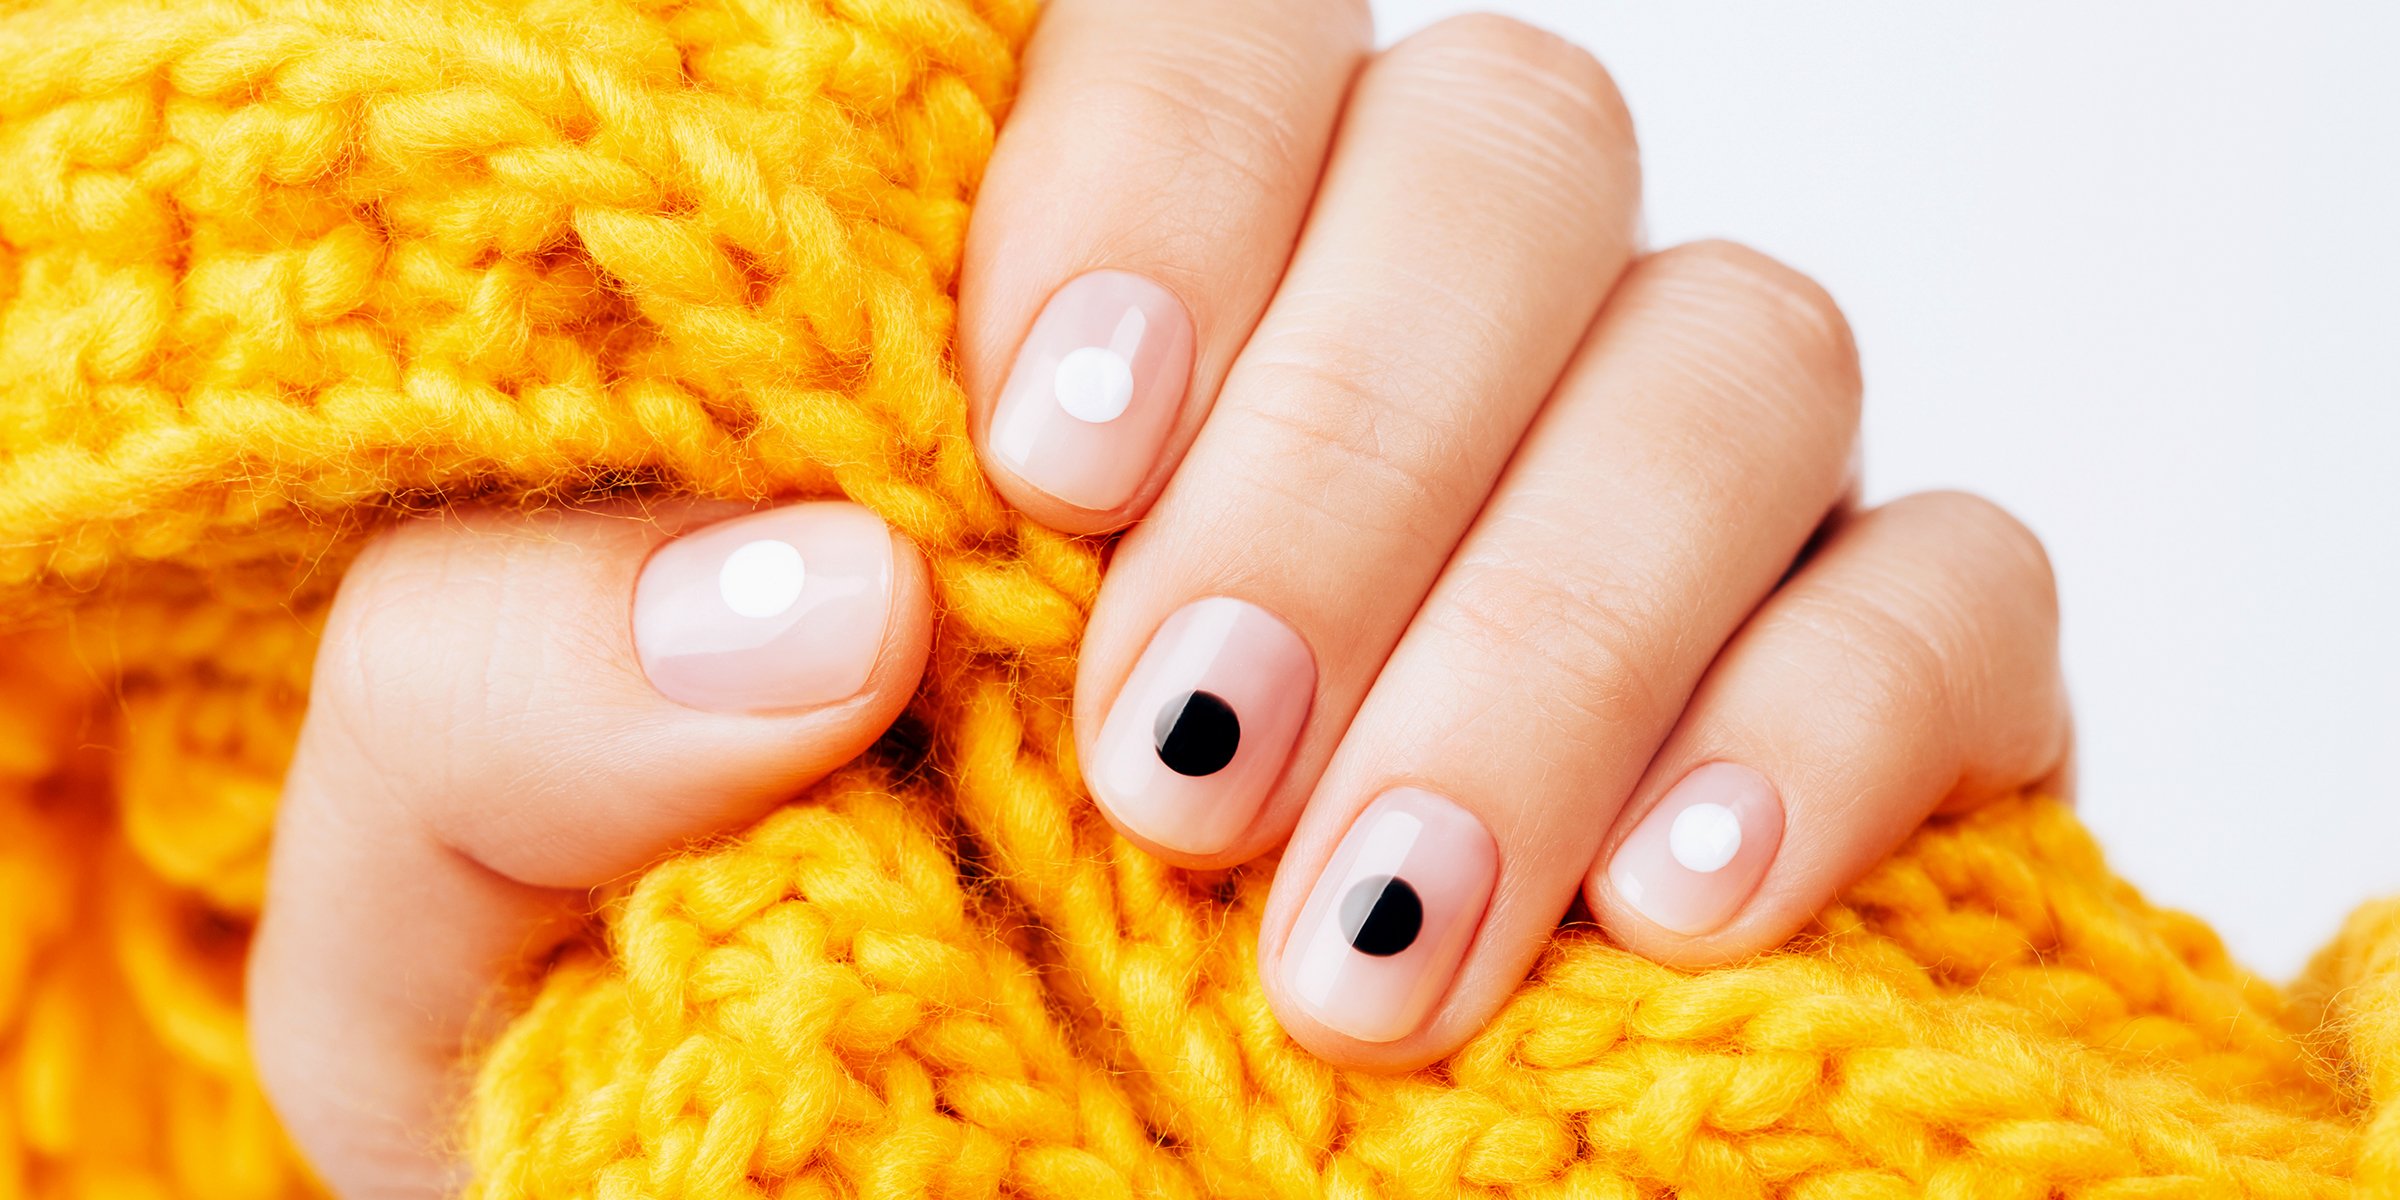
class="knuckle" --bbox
[302,516,557,809]
[1781,493,2064,746]
[1776,495,2071,786]
[1647,242,1857,379]
[1299,0,1375,40]
[1076,42,1322,214]
[1772,575,1962,745]
[1891,490,2059,622]
[1432,544,1670,732]
[1379,14,1636,196]
[1630,239,1863,435]
[1218,354,1491,554]
[1405,12,1623,111]
[1811,582,1953,705]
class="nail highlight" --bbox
[1280,788,1497,1044]
[1087,597,1313,855]
[1608,762,1785,935]
[987,270,1194,512]
[632,502,896,713]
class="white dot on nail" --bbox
[1053,345,1135,423]
[1668,802,1744,874]
[718,538,807,620]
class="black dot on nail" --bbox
[1339,875,1423,958]
[1153,689,1240,777]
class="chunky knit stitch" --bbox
[0,1,2387,1197]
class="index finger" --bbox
[959,0,1370,532]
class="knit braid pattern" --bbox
[0,1,2389,1197]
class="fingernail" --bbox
[1280,788,1497,1044]
[987,270,1194,512]
[632,502,896,713]
[1607,762,1786,935]
[1087,596,1313,855]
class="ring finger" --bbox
[1261,240,1862,1065]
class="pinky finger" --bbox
[1587,490,2071,966]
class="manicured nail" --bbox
[1087,597,1313,855]
[1607,762,1785,935]
[632,502,896,713]
[987,270,1194,512]
[1280,788,1497,1044]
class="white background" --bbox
[1370,2,2400,977]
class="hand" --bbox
[954,0,2069,1062]
[250,500,940,1197]
[249,2,2071,1195]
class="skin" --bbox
[247,2,2073,1194]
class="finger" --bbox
[1260,240,1861,1065]
[1591,491,2070,966]
[961,0,1369,531]
[1073,14,1642,863]
[249,500,933,1198]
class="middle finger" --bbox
[1073,15,1643,864]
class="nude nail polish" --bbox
[632,502,896,713]
[1607,762,1785,935]
[1280,788,1497,1044]
[1087,597,1313,855]
[987,270,1194,512]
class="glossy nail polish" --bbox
[632,502,896,713]
[1280,788,1497,1044]
[987,270,1194,512]
[1088,597,1313,855]
[1608,762,1785,935]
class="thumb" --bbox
[249,498,933,1198]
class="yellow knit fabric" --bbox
[0,1,2390,1197]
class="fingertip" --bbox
[1256,900,1462,1075]
[971,268,1196,535]
[1082,805,1265,873]
[975,456,1149,537]
[1586,761,1796,970]
[1248,787,1514,1075]
[1586,877,1797,972]
[633,501,920,717]
[1262,999,1454,1076]
[1074,595,1319,867]
[1255,928,1480,1076]
[856,520,937,728]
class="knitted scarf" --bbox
[0,1,2389,1196]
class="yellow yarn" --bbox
[0,1,2387,1196]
